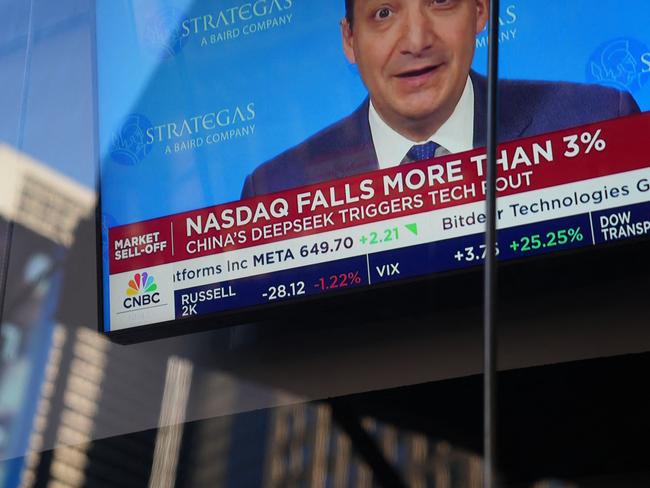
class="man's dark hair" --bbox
[345,0,353,25]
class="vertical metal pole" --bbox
[484,0,500,487]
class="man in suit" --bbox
[242,0,640,198]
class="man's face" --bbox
[342,0,488,139]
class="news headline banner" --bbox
[108,114,650,330]
[110,114,650,270]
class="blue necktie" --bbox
[402,141,440,164]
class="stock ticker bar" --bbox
[172,200,650,321]
[107,113,650,331]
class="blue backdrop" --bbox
[98,0,650,225]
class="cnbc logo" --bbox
[123,272,160,309]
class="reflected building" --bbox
[0,145,94,487]
[0,144,95,249]
[261,403,485,488]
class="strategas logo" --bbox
[587,38,650,93]
[123,272,160,309]
[476,3,518,48]
[109,103,256,162]
[110,114,154,166]
[141,8,188,59]
[181,0,294,47]
[148,102,256,155]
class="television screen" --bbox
[97,0,650,339]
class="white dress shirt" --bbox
[369,76,475,169]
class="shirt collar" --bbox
[369,76,475,169]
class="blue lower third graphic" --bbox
[174,255,368,319]
[369,213,596,285]
[173,207,650,320]
[592,201,650,244]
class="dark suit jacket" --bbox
[242,72,640,198]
